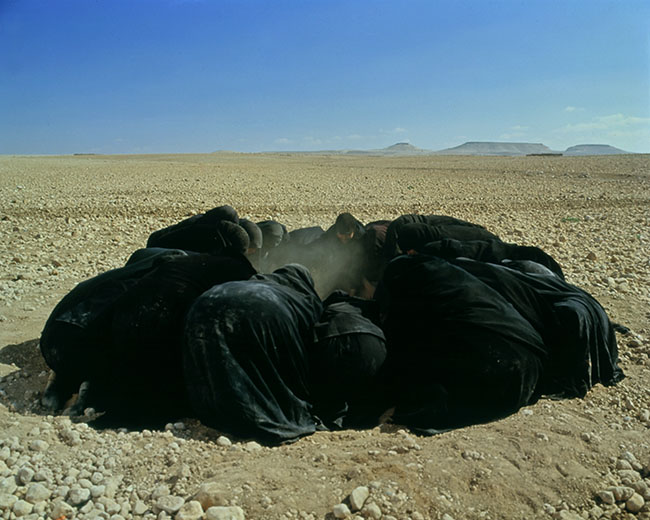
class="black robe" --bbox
[375,254,545,434]
[182,264,323,444]
[146,205,249,255]
[92,253,256,426]
[40,252,256,422]
[450,257,624,398]
[396,222,500,254]
[422,238,565,280]
[40,248,185,402]
[383,214,495,258]
[311,301,387,428]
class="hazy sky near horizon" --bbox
[1,0,649,154]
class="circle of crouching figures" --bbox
[40,205,625,444]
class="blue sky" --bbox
[1,0,648,154]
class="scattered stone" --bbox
[12,499,33,517]
[25,482,51,503]
[175,500,205,520]
[332,503,351,518]
[598,490,615,505]
[216,436,232,447]
[67,486,92,506]
[193,482,228,509]
[361,501,382,520]
[156,495,186,514]
[349,486,370,511]
[626,493,645,513]
[205,505,245,520]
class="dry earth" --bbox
[0,153,649,520]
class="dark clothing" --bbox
[450,257,624,398]
[422,238,565,280]
[146,205,249,255]
[40,248,182,386]
[396,222,500,254]
[93,253,256,425]
[384,214,494,258]
[311,301,387,428]
[40,251,255,423]
[375,254,545,435]
[182,264,323,444]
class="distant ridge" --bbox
[343,142,431,156]
[434,142,555,156]
[263,141,636,157]
[563,144,629,156]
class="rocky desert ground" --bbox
[0,152,648,520]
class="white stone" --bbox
[349,486,370,511]
[51,499,76,519]
[626,493,645,513]
[156,495,186,514]
[67,486,92,506]
[175,500,204,520]
[17,466,35,485]
[25,482,51,503]
[0,476,18,494]
[205,505,246,520]
[332,503,351,518]
[12,499,34,517]
[133,500,149,515]
[0,493,18,509]
[361,502,382,520]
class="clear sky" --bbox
[1,0,648,154]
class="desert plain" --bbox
[0,152,649,520]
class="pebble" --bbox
[332,503,351,518]
[216,436,232,447]
[626,493,645,513]
[361,502,382,519]
[349,486,370,511]
[205,505,246,520]
[155,495,186,514]
[24,482,51,503]
[68,486,92,506]
[175,500,204,520]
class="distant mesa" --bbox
[434,142,555,156]
[342,142,431,156]
[563,144,629,156]
[265,141,636,157]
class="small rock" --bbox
[598,490,615,505]
[243,441,262,452]
[205,505,245,520]
[12,499,34,517]
[156,495,186,514]
[216,436,232,447]
[51,499,76,519]
[0,493,18,509]
[25,482,51,503]
[193,482,228,509]
[67,487,92,506]
[332,503,351,518]
[175,500,204,520]
[361,502,382,520]
[616,459,633,470]
[626,493,644,513]
[349,486,369,511]
[586,252,597,261]
[17,466,35,485]
[133,500,149,515]
[609,486,635,502]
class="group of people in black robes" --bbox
[39,204,625,444]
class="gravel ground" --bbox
[0,153,648,520]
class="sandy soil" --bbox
[0,153,648,520]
